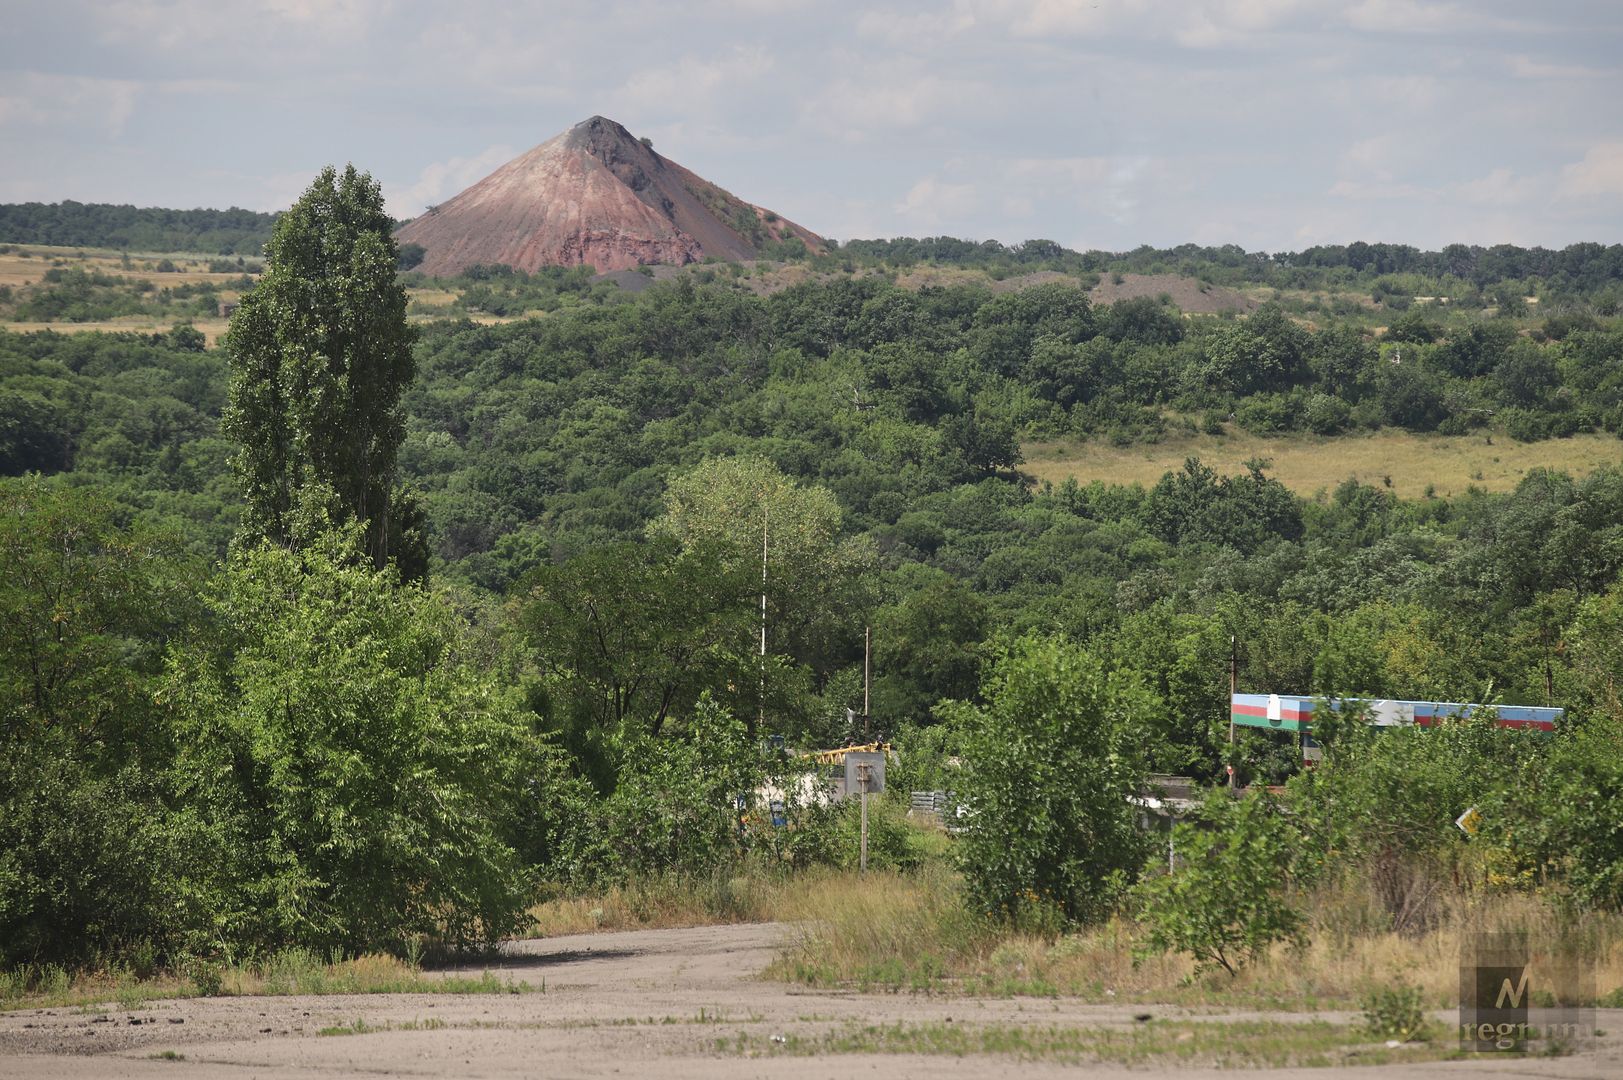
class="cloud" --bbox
[386,144,517,219]
[1007,155,1159,224]
[0,73,142,136]
[1327,178,1432,201]
[102,0,388,43]
[1558,143,1623,199]
[974,0,1311,47]
[1456,166,1541,206]
[1343,0,1462,33]
[613,47,775,115]
[802,68,991,142]
[895,175,978,228]
[1173,0,1315,49]
[1509,54,1609,79]
[856,5,976,45]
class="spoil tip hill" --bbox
[395,116,824,275]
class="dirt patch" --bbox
[990,270,1085,293]
[1089,272,1257,314]
[5,923,1619,1078]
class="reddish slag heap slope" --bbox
[395,116,825,275]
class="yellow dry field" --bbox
[6,316,234,344]
[0,244,251,288]
[1024,428,1623,499]
[406,287,461,307]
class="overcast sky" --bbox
[3,1,1620,252]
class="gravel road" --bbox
[3,922,1619,1078]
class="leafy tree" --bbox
[222,165,426,577]
[164,531,544,953]
[0,480,206,966]
[871,575,987,724]
[1144,457,1302,553]
[951,635,1152,926]
[1135,789,1302,976]
[560,696,759,884]
[513,538,755,747]
[649,455,875,696]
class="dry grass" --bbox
[5,317,235,344]
[0,950,529,1012]
[527,866,879,937]
[0,245,249,288]
[1024,428,1623,500]
[773,869,1623,1009]
[722,1018,1465,1068]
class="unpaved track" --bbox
[2,922,1619,1078]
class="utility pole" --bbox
[1228,634,1237,788]
[858,760,871,873]
[863,625,871,742]
[759,506,767,733]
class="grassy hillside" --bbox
[1025,428,1623,500]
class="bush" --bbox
[951,635,1152,926]
[1302,392,1351,435]
[564,696,759,884]
[1135,789,1302,976]
[1361,982,1429,1041]
[776,793,921,873]
[165,532,546,954]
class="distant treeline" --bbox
[0,201,279,255]
[835,236,1623,295]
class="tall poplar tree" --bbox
[223,165,426,578]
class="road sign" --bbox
[1456,806,1483,836]
[844,751,885,795]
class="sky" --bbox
[2,0,1621,253]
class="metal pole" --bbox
[759,507,767,732]
[863,625,871,742]
[860,782,869,873]
[1227,634,1237,788]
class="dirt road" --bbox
[2,922,1619,1078]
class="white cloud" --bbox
[802,68,991,142]
[614,47,775,115]
[0,73,142,136]
[1343,0,1462,33]
[856,4,977,45]
[1327,178,1432,201]
[1558,143,1623,199]
[1008,155,1162,225]
[386,144,517,219]
[1510,54,1608,79]
[99,0,389,51]
[1456,166,1540,207]
[1174,0,1314,48]
[895,175,978,228]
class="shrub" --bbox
[165,532,546,954]
[1302,392,1350,435]
[951,635,1152,926]
[1361,982,1429,1041]
[1135,789,1302,976]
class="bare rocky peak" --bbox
[395,116,823,276]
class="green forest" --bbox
[5,173,1623,1005]
[0,202,280,256]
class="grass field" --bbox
[1024,428,1623,500]
[6,317,235,344]
[0,244,251,288]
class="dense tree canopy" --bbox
[223,165,424,577]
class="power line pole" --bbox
[863,625,871,742]
[1228,634,1237,788]
[759,505,768,733]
